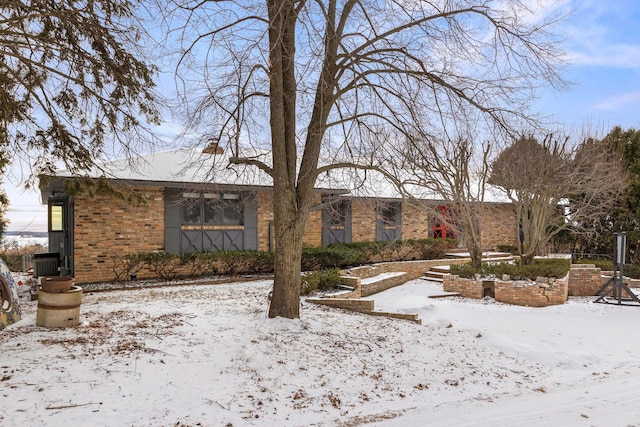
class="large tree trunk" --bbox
[266,0,304,319]
[268,187,309,318]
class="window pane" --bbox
[182,195,201,224]
[50,204,64,231]
[379,203,397,226]
[223,197,243,225]
[204,197,222,224]
[329,201,347,226]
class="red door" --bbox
[432,205,456,239]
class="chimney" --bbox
[203,140,224,154]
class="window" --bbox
[376,201,401,241]
[221,194,243,225]
[328,200,348,228]
[432,205,456,239]
[182,193,202,225]
[49,202,64,232]
[182,192,243,226]
[378,202,399,227]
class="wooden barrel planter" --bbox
[36,285,83,328]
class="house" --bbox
[39,145,519,283]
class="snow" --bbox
[48,148,510,202]
[360,272,406,285]
[2,278,640,426]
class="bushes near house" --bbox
[301,245,366,270]
[110,238,455,283]
[450,258,571,281]
[301,268,342,295]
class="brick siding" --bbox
[73,186,165,283]
[351,198,377,242]
[256,191,322,251]
[69,184,519,283]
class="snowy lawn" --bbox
[2,279,640,426]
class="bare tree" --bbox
[164,1,567,318]
[395,133,493,268]
[490,135,627,264]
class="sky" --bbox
[5,0,640,232]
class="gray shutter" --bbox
[395,202,402,240]
[243,193,258,250]
[344,200,352,243]
[164,188,182,254]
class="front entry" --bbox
[47,196,74,276]
[432,205,456,239]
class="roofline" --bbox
[40,176,352,201]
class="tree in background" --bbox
[165,0,567,318]
[0,189,7,238]
[490,135,626,264]
[394,133,493,269]
[575,127,640,262]
[0,1,160,186]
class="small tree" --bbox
[490,135,626,264]
[398,134,492,268]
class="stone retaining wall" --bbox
[568,264,609,296]
[443,274,569,307]
[442,275,484,299]
[306,298,374,313]
[495,277,568,307]
[361,272,409,297]
[345,258,471,281]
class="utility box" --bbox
[32,253,60,277]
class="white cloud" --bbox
[594,91,640,112]
[568,43,640,68]
[562,0,640,69]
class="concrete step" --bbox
[423,270,448,283]
[445,250,514,260]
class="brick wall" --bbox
[256,191,273,251]
[69,182,518,283]
[443,274,568,307]
[568,264,639,297]
[260,194,518,249]
[351,198,376,242]
[305,197,323,247]
[442,275,485,299]
[73,186,165,283]
[480,204,519,249]
[256,190,322,251]
[567,264,609,296]
[402,201,431,239]
[306,297,374,312]
[495,277,568,307]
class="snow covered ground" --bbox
[2,278,640,426]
